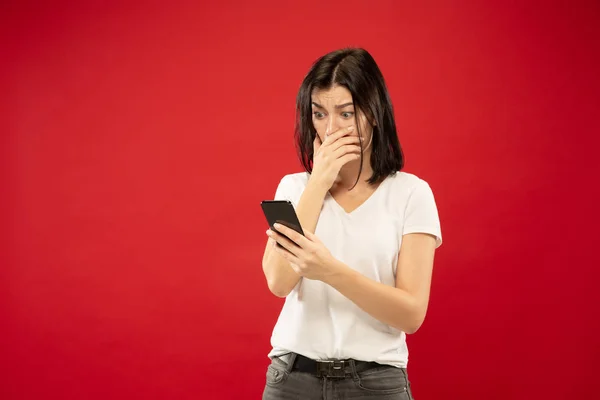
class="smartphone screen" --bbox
[261,200,304,246]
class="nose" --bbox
[325,116,339,136]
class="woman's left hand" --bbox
[266,223,341,281]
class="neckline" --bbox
[327,174,392,216]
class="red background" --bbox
[2,1,599,399]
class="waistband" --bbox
[281,352,384,378]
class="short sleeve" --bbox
[273,175,299,208]
[403,179,442,248]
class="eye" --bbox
[341,112,354,119]
[313,111,325,119]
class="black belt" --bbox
[292,353,381,378]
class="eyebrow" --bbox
[311,101,354,109]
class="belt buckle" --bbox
[317,360,346,378]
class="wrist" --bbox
[306,175,331,197]
[323,258,352,286]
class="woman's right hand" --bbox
[310,126,362,190]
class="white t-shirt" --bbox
[267,171,442,368]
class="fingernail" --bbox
[348,126,354,131]
[273,223,281,229]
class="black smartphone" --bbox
[261,200,304,247]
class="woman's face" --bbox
[311,85,373,148]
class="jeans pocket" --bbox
[265,358,289,387]
[354,366,409,395]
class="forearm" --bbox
[263,177,329,297]
[324,262,425,334]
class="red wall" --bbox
[2,1,599,399]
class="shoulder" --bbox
[383,171,439,213]
[278,172,310,189]
[385,171,433,195]
[274,172,310,204]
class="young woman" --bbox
[261,48,442,399]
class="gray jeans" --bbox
[262,353,415,399]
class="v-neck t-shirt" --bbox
[267,171,442,368]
